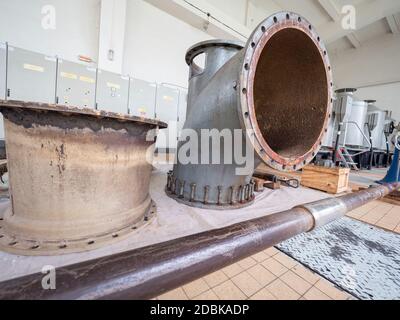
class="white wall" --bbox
[330,33,400,121]
[207,0,248,25]
[123,0,213,87]
[98,0,127,73]
[0,0,100,63]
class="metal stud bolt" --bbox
[190,183,196,202]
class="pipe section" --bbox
[0,182,397,300]
[0,100,167,255]
[168,12,333,209]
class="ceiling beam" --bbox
[318,0,400,44]
[386,14,400,34]
[318,0,360,48]
[318,0,340,22]
[346,33,361,48]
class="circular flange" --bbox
[165,187,255,211]
[185,39,245,66]
[237,12,334,172]
[0,100,168,129]
[0,200,157,256]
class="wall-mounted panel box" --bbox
[96,69,129,114]
[56,60,96,108]
[155,84,179,151]
[0,42,6,141]
[7,46,57,104]
[128,78,156,119]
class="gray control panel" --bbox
[96,69,129,114]
[56,59,96,108]
[7,46,57,103]
[128,78,157,119]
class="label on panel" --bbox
[155,85,179,150]
[96,70,129,114]
[7,46,57,104]
[129,78,156,119]
[57,60,96,108]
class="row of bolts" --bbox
[167,171,256,205]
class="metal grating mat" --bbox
[277,217,400,300]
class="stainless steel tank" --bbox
[344,99,368,148]
[365,103,387,150]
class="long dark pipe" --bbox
[0,183,398,300]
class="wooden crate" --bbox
[301,165,350,194]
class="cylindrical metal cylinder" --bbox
[0,100,167,255]
[345,100,368,148]
[168,12,333,209]
[366,104,387,151]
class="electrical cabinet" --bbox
[155,84,179,151]
[0,42,7,140]
[128,78,156,119]
[96,69,129,114]
[7,46,57,104]
[56,59,96,108]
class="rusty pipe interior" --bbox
[254,28,328,159]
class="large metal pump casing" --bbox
[167,12,334,209]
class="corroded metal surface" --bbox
[0,183,397,299]
[0,100,166,255]
[169,12,333,209]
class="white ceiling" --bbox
[255,0,400,54]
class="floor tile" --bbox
[291,264,320,285]
[203,270,228,288]
[263,247,280,257]
[182,278,210,299]
[213,280,247,300]
[261,257,288,277]
[250,288,277,300]
[314,279,350,300]
[280,270,313,295]
[247,264,276,287]
[237,257,258,270]
[303,287,331,300]
[193,290,220,300]
[273,252,298,269]
[231,271,263,297]
[158,287,188,300]
[266,279,300,300]
[221,263,244,278]
[252,251,269,262]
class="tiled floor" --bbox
[156,199,400,300]
[156,247,354,300]
[346,200,400,234]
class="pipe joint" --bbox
[297,198,347,230]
